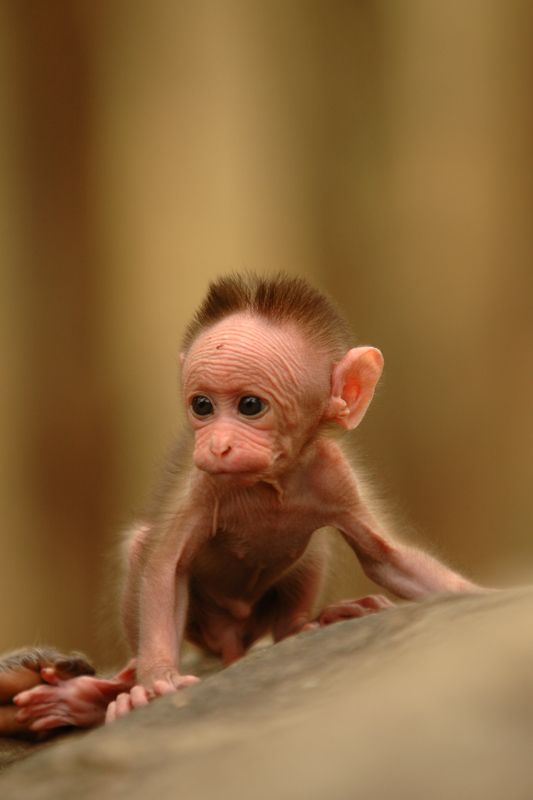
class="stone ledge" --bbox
[1,587,532,800]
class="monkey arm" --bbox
[316,443,481,600]
[354,534,479,600]
[132,510,209,691]
[337,504,481,600]
[135,569,199,689]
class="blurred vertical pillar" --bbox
[0,2,115,660]
[319,1,533,577]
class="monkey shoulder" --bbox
[307,437,359,498]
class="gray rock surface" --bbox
[1,587,533,799]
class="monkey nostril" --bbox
[210,439,232,457]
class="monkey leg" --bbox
[316,594,396,626]
[270,548,329,643]
[187,600,255,667]
[185,539,328,660]
[14,662,137,732]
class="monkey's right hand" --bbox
[13,662,137,731]
[105,672,200,723]
[136,662,201,693]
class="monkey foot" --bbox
[14,663,137,731]
[316,595,396,626]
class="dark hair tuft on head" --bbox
[182,272,353,357]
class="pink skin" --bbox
[14,663,137,731]
[14,314,481,728]
[127,316,479,694]
[105,680,178,724]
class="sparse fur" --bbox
[182,273,353,359]
[0,648,94,677]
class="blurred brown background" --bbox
[0,1,532,670]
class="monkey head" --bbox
[181,312,383,488]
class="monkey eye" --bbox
[191,396,214,417]
[238,396,267,417]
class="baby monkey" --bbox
[14,273,481,730]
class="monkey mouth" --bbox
[207,470,263,488]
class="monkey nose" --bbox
[209,438,232,458]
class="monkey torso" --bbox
[185,436,359,616]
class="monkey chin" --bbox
[207,470,264,490]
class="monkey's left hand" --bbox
[14,662,137,731]
[316,595,396,626]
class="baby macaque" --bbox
[14,273,482,729]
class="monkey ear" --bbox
[180,352,186,366]
[324,347,384,430]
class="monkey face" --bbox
[181,313,330,486]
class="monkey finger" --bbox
[111,691,135,720]
[15,699,59,724]
[14,682,62,707]
[300,621,320,632]
[29,713,71,732]
[15,700,68,730]
[355,594,396,610]
[152,679,178,696]
[318,595,395,625]
[169,674,200,690]
[13,688,44,707]
[105,700,118,725]
[40,667,62,685]
[13,706,30,723]
[129,685,150,709]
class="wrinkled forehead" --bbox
[181,313,322,391]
